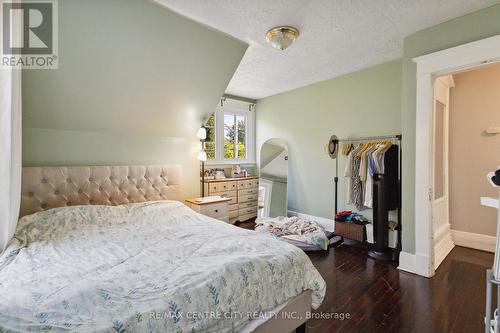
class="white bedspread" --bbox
[0,201,325,332]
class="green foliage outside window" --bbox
[205,114,216,159]
[224,116,246,159]
[204,112,247,160]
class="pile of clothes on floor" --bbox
[254,216,329,251]
[335,210,369,225]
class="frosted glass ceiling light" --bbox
[266,26,300,50]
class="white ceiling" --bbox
[156,0,500,99]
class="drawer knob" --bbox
[215,209,218,213]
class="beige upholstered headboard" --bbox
[20,165,181,217]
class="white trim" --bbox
[413,33,500,278]
[451,229,495,253]
[433,230,454,269]
[413,34,500,75]
[287,210,334,232]
[398,252,416,274]
[207,98,256,165]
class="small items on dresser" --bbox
[232,164,241,178]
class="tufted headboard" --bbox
[20,165,182,217]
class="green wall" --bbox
[22,0,247,199]
[401,4,500,253]
[256,60,402,220]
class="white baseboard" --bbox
[398,251,433,277]
[398,251,416,274]
[415,253,433,277]
[433,228,455,270]
[287,210,334,232]
[398,251,416,273]
[451,229,495,253]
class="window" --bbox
[204,98,255,164]
[224,113,246,159]
[204,113,216,159]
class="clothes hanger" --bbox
[377,140,393,156]
[356,143,367,157]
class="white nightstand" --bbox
[185,196,232,223]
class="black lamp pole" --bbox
[200,140,206,197]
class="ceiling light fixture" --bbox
[265,26,299,50]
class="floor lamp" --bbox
[197,126,207,197]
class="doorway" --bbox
[431,75,454,270]
[413,34,500,277]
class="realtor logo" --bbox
[1,0,58,68]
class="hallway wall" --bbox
[449,64,500,237]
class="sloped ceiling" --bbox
[23,0,248,139]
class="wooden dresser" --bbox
[203,177,259,224]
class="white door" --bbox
[431,75,454,269]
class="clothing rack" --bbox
[331,134,402,260]
[334,134,402,143]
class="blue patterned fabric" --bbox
[0,201,325,332]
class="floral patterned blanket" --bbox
[255,216,330,250]
[0,201,325,332]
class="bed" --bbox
[0,165,326,333]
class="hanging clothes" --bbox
[363,144,380,208]
[383,145,399,210]
[351,154,364,210]
[344,150,354,205]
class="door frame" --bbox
[413,34,500,277]
[431,75,454,270]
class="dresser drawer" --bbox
[244,179,258,188]
[239,201,257,209]
[239,188,258,196]
[214,191,237,204]
[229,210,238,219]
[237,180,246,190]
[239,208,257,222]
[239,194,258,203]
[239,206,257,216]
[221,190,237,199]
[207,183,221,193]
[200,202,227,219]
[219,182,231,192]
[229,203,239,212]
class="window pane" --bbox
[206,150,215,159]
[205,142,215,159]
[204,113,216,160]
[206,114,215,127]
[224,114,235,159]
[236,115,246,159]
[207,127,215,142]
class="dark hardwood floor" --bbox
[236,222,493,333]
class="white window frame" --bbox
[206,98,255,165]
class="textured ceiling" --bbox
[156,0,500,99]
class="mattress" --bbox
[0,200,325,332]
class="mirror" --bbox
[258,139,288,218]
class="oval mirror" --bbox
[258,139,288,218]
